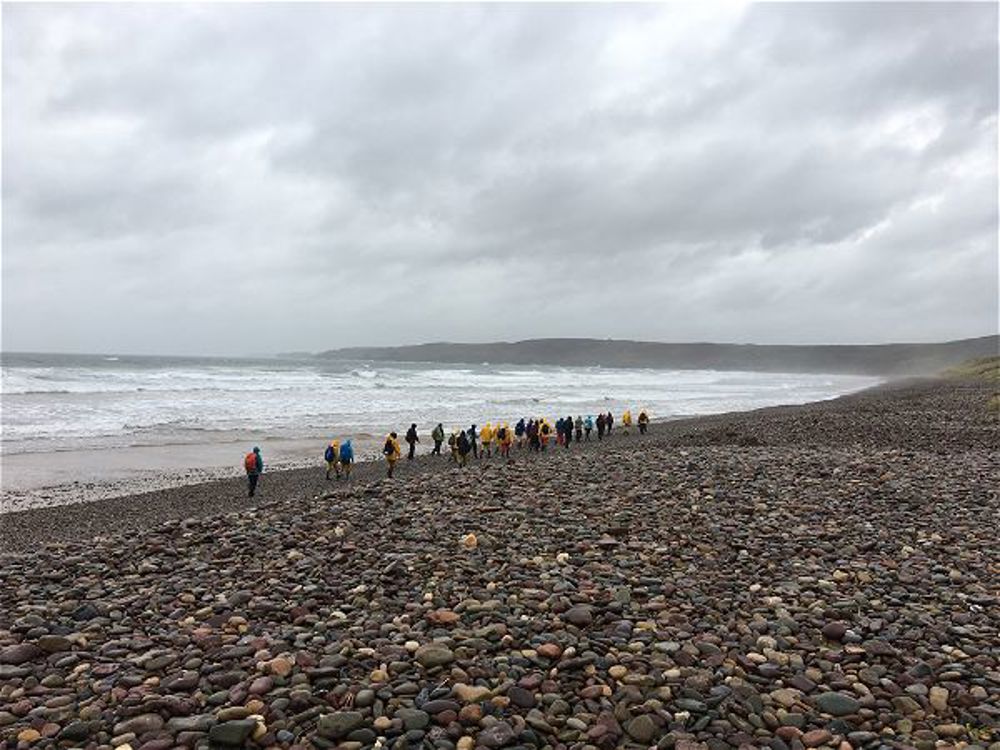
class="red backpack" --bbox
[244,452,257,472]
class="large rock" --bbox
[415,643,455,668]
[395,708,430,730]
[453,683,492,703]
[478,721,516,748]
[35,636,73,654]
[562,606,593,627]
[0,644,42,665]
[317,712,365,739]
[815,692,860,716]
[626,715,660,744]
[209,720,256,746]
[113,713,164,736]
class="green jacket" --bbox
[432,425,445,441]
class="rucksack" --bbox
[340,444,352,461]
[383,438,394,456]
[244,452,257,472]
[498,427,507,441]
[324,446,335,462]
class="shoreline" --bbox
[0,381,880,515]
[0,375,967,555]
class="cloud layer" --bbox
[3,3,997,355]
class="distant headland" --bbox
[314,335,999,376]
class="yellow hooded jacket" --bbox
[384,434,401,462]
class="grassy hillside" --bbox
[943,356,1000,382]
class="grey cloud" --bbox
[2,2,996,355]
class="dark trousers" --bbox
[432,440,442,455]
[247,473,259,497]
[639,423,647,434]
[471,442,479,458]
[407,441,416,459]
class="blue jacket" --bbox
[339,441,354,462]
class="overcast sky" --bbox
[3,3,997,355]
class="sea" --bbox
[0,352,880,502]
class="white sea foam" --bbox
[1,354,880,457]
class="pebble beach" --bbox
[1,377,997,750]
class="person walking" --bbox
[244,446,263,497]
[448,430,459,462]
[574,416,583,443]
[383,432,401,477]
[467,424,479,459]
[622,410,632,435]
[457,430,471,467]
[596,413,606,440]
[498,423,512,458]
[606,412,614,434]
[584,415,594,441]
[515,418,526,449]
[405,423,419,460]
[638,410,649,435]
[528,420,540,452]
[339,439,354,479]
[481,422,494,457]
[324,439,341,479]
[431,423,445,455]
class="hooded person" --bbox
[448,430,459,462]
[244,446,263,497]
[324,439,341,479]
[456,429,471,467]
[622,410,632,435]
[339,439,355,478]
[574,416,583,442]
[638,410,650,434]
[584,415,594,440]
[467,425,479,459]
[498,422,513,458]
[405,423,419,460]
[431,423,445,455]
[480,422,494,457]
[383,432,402,477]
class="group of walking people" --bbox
[383,409,650,475]
[243,409,650,494]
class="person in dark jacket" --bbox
[456,430,471,467]
[467,425,479,459]
[339,440,354,479]
[528,420,540,452]
[596,413,606,440]
[515,418,526,449]
[405,423,419,459]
